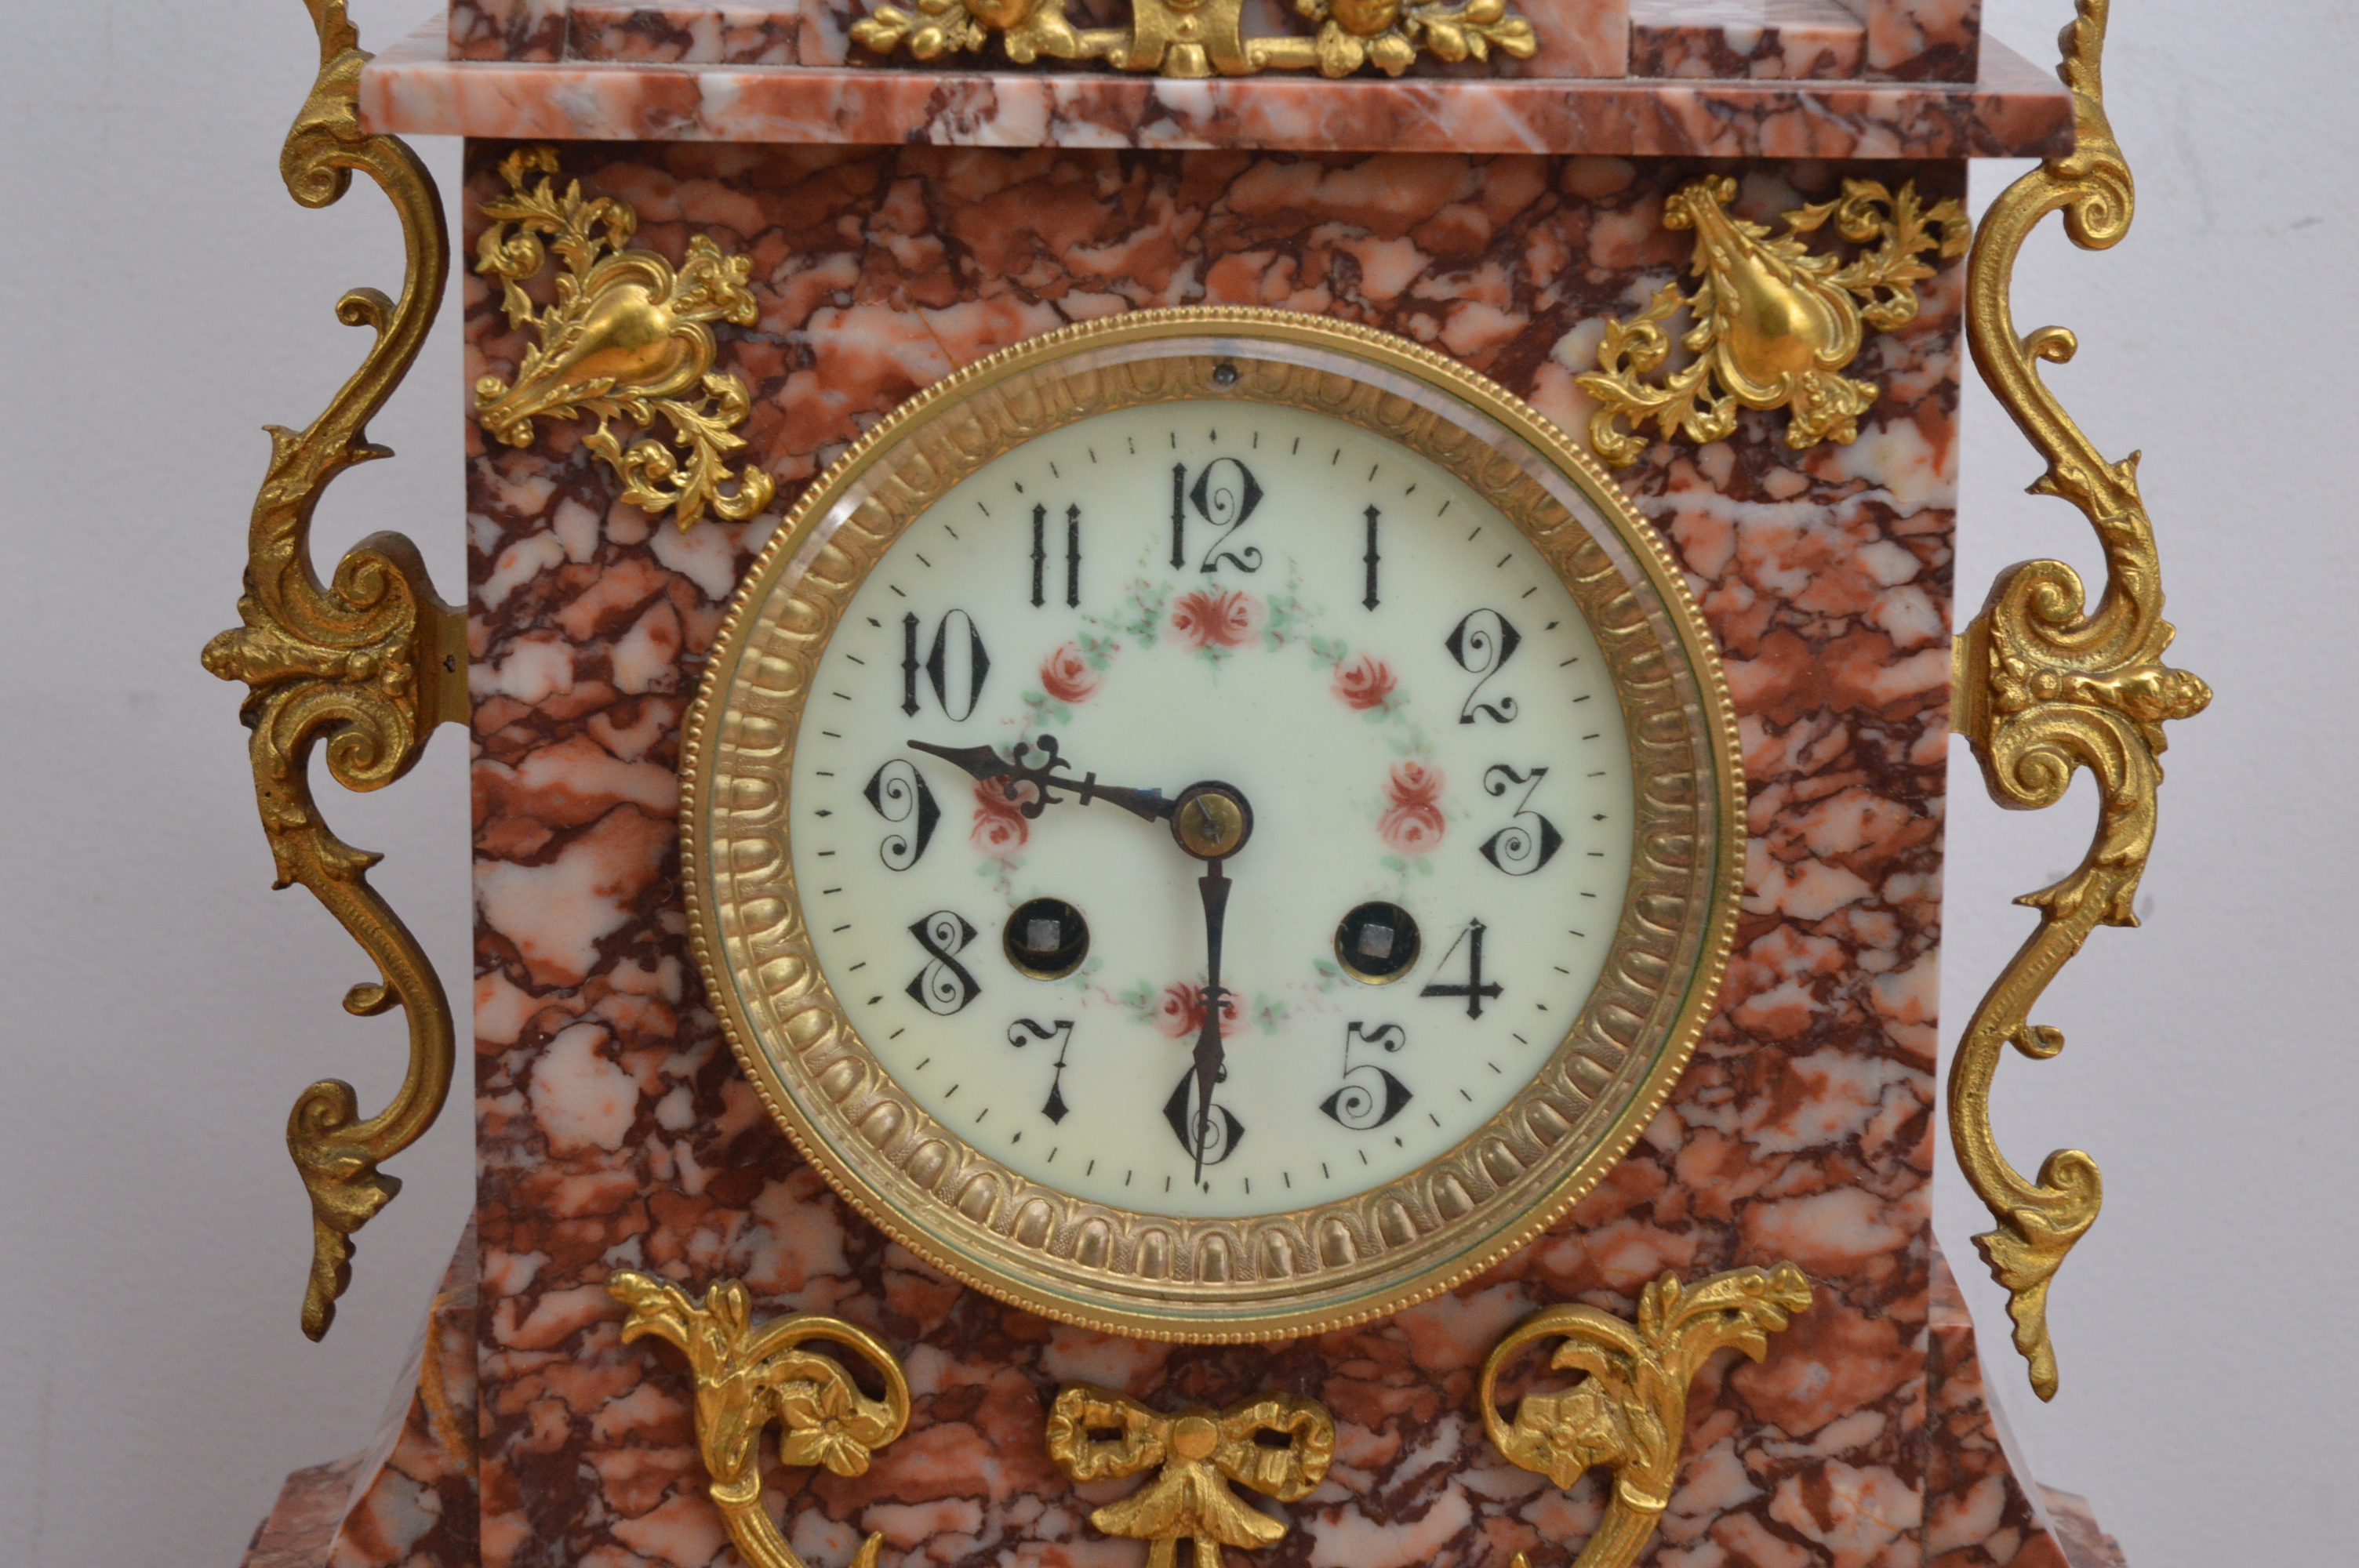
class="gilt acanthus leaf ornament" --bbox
[201,0,463,1342]
[1952,0,2210,1402]
[473,147,776,531]
[1580,176,1968,466]
[851,0,1532,80]
[1045,1385,1335,1568]
[610,1272,911,1568]
[1481,1265,1812,1568]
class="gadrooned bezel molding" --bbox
[682,309,1747,1341]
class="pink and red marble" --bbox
[1858,0,1978,82]
[242,1225,478,1568]
[429,140,2012,1568]
[365,16,2066,156]
[1630,0,1864,80]
[449,0,570,62]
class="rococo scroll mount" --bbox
[474,147,775,531]
[1482,1265,1813,1568]
[1951,0,2208,1401]
[611,1272,911,1568]
[1581,176,1968,466]
[852,0,1534,80]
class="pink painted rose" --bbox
[1169,590,1262,652]
[1153,981,1243,1040]
[1384,760,1444,809]
[1378,760,1445,854]
[1332,653,1397,712]
[1039,643,1099,705]
[971,775,1034,856]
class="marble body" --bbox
[443,0,1973,78]
[366,18,2063,155]
[440,142,2035,1568]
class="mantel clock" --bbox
[216,3,2201,1567]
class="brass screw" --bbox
[1174,789,1247,860]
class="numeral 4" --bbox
[1419,919,1503,1019]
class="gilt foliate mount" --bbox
[852,0,1534,80]
[474,147,776,531]
[1582,176,1969,466]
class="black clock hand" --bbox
[907,736,1173,824]
[1190,855,1230,1187]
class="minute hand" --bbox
[907,737,1173,824]
[1190,857,1231,1186]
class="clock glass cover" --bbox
[685,311,1743,1338]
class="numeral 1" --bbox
[1363,505,1380,611]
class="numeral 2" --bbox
[1030,503,1080,608]
[1446,610,1521,724]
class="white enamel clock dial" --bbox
[790,398,1633,1218]
[686,313,1743,1339]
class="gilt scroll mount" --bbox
[1481,1265,1812,1568]
[1045,1385,1335,1568]
[852,0,1534,82]
[473,147,776,532]
[1580,176,1968,466]
[611,1272,911,1568]
[1952,0,2210,1402]
[202,0,463,1342]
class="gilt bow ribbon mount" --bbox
[1045,1385,1336,1568]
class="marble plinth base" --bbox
[241,1234,2117,1568]
[243,1226,478,1568]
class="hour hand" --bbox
[907,735,1172,823]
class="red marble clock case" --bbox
[243,140,2119,1568]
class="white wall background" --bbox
[0,2,2348,1563]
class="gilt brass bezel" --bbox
[682,309,1746,1341]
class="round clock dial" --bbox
[685,312,1743,1339]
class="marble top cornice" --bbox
[359,19,2069,157]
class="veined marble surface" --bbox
[433,142,2021,1568]
[361,18,2065,155]
[1630,0,1866,81]
[442,0,1975,79]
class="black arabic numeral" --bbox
[1008,1018,1075,1123]
[863,758,940,870]
[1189,457,1263,574]
[1363,504,1381,611]
[1419,919,1503,1019]
[1478,764,1564,876]
[1319,1022,1412,1131]
[907,910,980,1015]
[1446,609,1521,724]
[1031,504,1081,608]
[1030,503,1048,608]
[1171,462,1187,569]
[1162,1067,1243,1167]
[904,609,989,720]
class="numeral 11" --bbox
[1031,503,1081,608]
